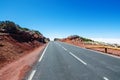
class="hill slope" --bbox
[0,21,49,68]
[54,35,93,47]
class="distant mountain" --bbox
[54,35,94,42]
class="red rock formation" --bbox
[59,35,84,47]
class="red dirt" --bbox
[0,34,43,69]
[0,45,45,80]
[60,36,84,48]
[0,33,47,80]
[0,21,49,80]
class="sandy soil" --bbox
[0,34,43,68]
[0,45,45,80]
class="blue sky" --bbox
[0,0,120,42]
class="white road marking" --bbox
[63,47,67,51]
[57,42,87,65]
[38,43,49,62]
[28,70,36,80]
[62,47,67,51]
[103,77,109,80]
[56,42,67,51]
[69,52,87,65]
[58,43,87,65]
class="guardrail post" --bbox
[105,48,107,53]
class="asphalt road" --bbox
[25,41,120,80]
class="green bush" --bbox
[80,37,93,42]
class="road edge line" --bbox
[38,42,49,62]
[27,70,36,80]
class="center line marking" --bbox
[103,77,109,80]
[62,47,67,51]
[38,43,49,62]
[69,52,87,65]
[28,70,36,80]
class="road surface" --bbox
[25,41,120,80]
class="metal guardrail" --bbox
[86,45,120,53]
[86,46,120,50]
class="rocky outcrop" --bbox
[55,35,84,47]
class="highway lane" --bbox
[26,41,120,80]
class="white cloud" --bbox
[91,38,120,44]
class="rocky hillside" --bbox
[54,35,88,47]
[0,21,49,68]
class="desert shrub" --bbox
[0,21,18,33]
[0,43,4,47]
[32,30,42,35]
[80,37,93,42]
